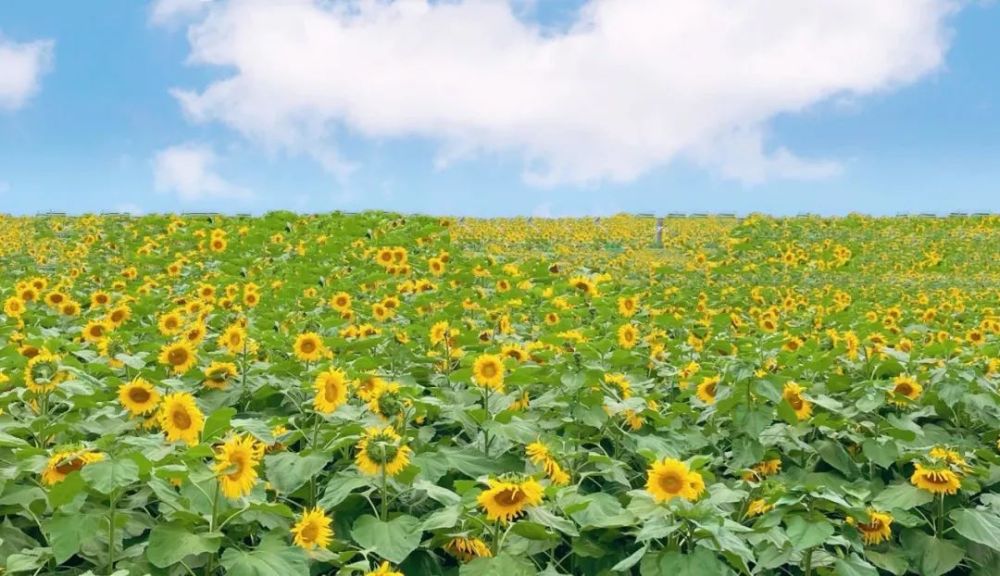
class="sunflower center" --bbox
[129,387,151,404]
[924,471,952,485]
[658,471,685,494]
[895,383,913,396]
[324,381,341,403]
[90,325,104,337]
[300,521,319,542]
[300,340,316,353]
[55,458,84,475]
[172,408,192,430]
[494,487,526,507]
[788,394,803,410]
[168,348,189,366]
[480,363,497,378]
[226,453,247,481]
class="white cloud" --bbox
[150,0,211,26]
[153,143,250,201]
[0,33,54,111]
[166,0,957,185]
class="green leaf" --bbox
[146,523,222,568]
[264,452,328,494]
[900,531,964,576]
[950,508,1000,552]
[317,474,370,509]
[861,439,898,468]
[45,514,101,564]
[46,471,86,508]
[785,515,834,552]
[351,514,422,564]
[641,548,727,576]
[203,407,237,442]
[816,440,856,476]
[81,458,139,494]
[835,554,879,576]
[220,537,309,576]
[872,483,933,511]
[460,553,537,576]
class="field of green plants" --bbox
[1,212,999,575]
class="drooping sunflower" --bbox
[472,354,504,392]
[293,332,326,362]
[25,352,66,393]
[118,378,161,416]
[695,376,719,405]
[445,537,492,562]
[213,434,263,499]
[782,381,812,420]
[910,462,961,495]
[526,441,570,486]
[365,562,404,576]
[746,498,773,517]
[42,449,105,485]
[203,361,238,389]
[291,507,333,550]
[158,341,197,375]
[617,324,638,349]
[646,458,697,503]
[849,508,893,545]
[889,374,923,407]
[355,426,412,477]
[367,380,405,420]
[314,369,349,414]
[477,476,544,523]
[158,392,205,445]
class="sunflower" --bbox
[686,470,706,500]
[106,305,131,327]
[159,392,205,445]
[82,319,111,343]
[41,449,105,485]
[477,476,544,523]
[569,276,597,296]
[429,321,451,347]
[783,381,812,420]
[355,426,412,477]
[213,434,263,499]
[910,463,961,495]
[291,507,333,550]
[355,374,386,402]
[472,354,505,392]
[330,291,352,312]
[45,290,68,308]
[746,499,773,517]
[445,537,492,562]
[293,332,326,362]
[849,508,893,545]
[617,324,638,349]
[3,296,25,317]
[366,562,404,576]
[695,376,719,405]
[184,322,207,345]
[90,291,111,307]
[889,374,922,407]
[314,369,349,414]
[25,352,66,393]
[158,311,184,336]
[118,378,160,415]
[158,341,197,374]
[526,441,570,486]
[367,380,405,420]
[219,324,247,354]
[646,458,699,503]
[204,361,238,389]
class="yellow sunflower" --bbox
[158,341,197,375]
[746,499,773,517]
[849,508,893,545]
[355,426,412,477]
[646,458,698,503]
[293,332,326,362]
[617,295,639,317]
[4,296,25,317]
[158,311,184,336]
[366,562,404,576]
[782,381,812,420]
[477,476,544,523]
[158,392,205,445]
[213,434,263,499]
[82,319,111,343]
[204,361,238,389]
[695,376,719,405]
[889,374,923,407]
[445,537,492,563]
[25,352,66,393]
[617,324,638,349]
[314,369,349,414]
[910,463,961,495]
[106,305,131,327]
[41,449,105,485]
[118,378,161,415]
[291,507,333,550]
[219,324,247,354]
[330,291,352,312]
[472,354,505,392]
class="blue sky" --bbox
[0,0,998,216]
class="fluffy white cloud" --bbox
[166,0,956,185]
[149,0,211,26]
[0,33,53,111]
[153,143,250,201]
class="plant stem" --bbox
[482,384,492,458]
[804,548,813,576]
[206,480,221,574]
[380,457,389,521]
[107,493,117,573]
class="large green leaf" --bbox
[351,514,422,564]
[950,508,1000,552]
[81,458,139,494]
[220,536,309,576]
[460,553,536,575]
[45,513,102,564]
[146,523,222,568]
[785,515,834,552]
[872,484,933,511]
[264,452,328,494]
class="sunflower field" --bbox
[2,212,1000,576]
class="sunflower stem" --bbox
[206,480,221,575]
[107,492,117,573]
[936,493,945,536]
[803,548,813,576]
[482,384,492,458]
[380,456,389,521]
